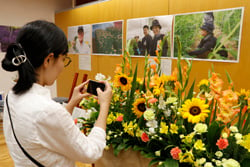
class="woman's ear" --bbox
[43,53,54,67]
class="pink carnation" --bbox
[116,115,123,122]
[170,147,182,160]
[148,98,158,104]
[216,138,229,150]
[141,132,149,142]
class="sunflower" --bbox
[113,73,132,91]
[179,98,210,124]
[237,89,250,100]
[133,98,147,118]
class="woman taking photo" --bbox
[1,20,112,166]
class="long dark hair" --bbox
[1,20,68,94]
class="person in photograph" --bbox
[150,19,168,57]
[203,12,214,26]
[72,26,90,54]
[188,23,217,58]
[141,25,153,56]
[131,36,142,55]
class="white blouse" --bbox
[3,83,106,167]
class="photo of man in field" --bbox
[174,8,243,62]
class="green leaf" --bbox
[138,115,145,128]
[208,69,212,78]
[160,159,179,167]
[113,143,126,156]
[242,112,250,135]
[127,64,138,112]
[225,71,234,91]
[148,159,160,167]
[207,121,225,152]
[241,158,250,167]
[185,80,195,100]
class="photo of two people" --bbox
[126,15,173,57]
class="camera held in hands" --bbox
[87,80,105,96]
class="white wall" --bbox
[0,0,72,97]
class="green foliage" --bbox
[207,121,225,152]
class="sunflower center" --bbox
[189,106,201,116]
[137,103,146,112]
[120,77,128,85]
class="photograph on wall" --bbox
[68,24,91,54]
[126,15,173,57]
[0,25,20,52]
[92,20,123,55]
[173,7,244,62]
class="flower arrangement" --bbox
[78,41,250,167]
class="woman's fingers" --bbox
[81,93,91,98]
[75,80,89,92]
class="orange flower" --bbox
[151,64,157,72]
[126,63,130,69]
[115,64,122,74]
[141,132,149,142]
[149,75,159,88]
[209,73,223,94]
[148,98,158,104]
[74,118,78,125]
[222,89,238,103]
[154,57,160,64]
[216,138,229,150]
[170,147,182,160]
[116,115,123,122]
[155,50,159,56]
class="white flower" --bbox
[166,97,178,104]
[144,109,155,121]
[179,134,185,139]
[215,160,222,166]
[163,109,171,118]
[95,73,106,81]
[146,120,158,128]
[222,132,228,139]
[229,126,238,133]
[104,145,110,150]
[155,150,161,156]
[221,159,240,167]
[196,158,206,165]
[215,151,223,158]
[204,162,214,167]
[194,123,208,134]
[148,128,156,135]
[234,133,242,141]
[106,136,110,140]
[158,95,166,110]
[236,140,243,144]
[90,107,97,112]
[85,109,93,119]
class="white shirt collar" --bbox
[29,83,51,99]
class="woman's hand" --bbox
[96,81,112,109]
[95,81,112,131]
[66,80,90,114]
